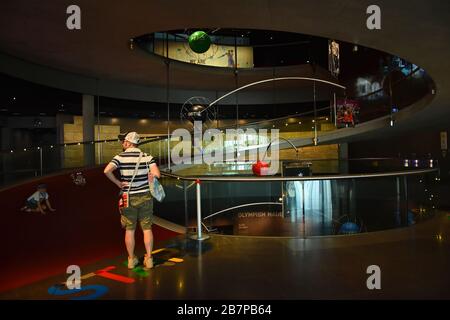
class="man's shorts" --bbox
[120,192,153,230]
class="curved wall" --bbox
[0,167,180,293]
[0,52,337,105]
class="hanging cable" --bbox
[166,32,171,171]
[313,81,318,145]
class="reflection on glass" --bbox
[285,180,333,236]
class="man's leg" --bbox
[143,228,153,257]
[139,195,154,269]
[124,229,136,258]
[121,204,139,269]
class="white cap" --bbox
[125,132,140,144]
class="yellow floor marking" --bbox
[81,272,97,280]
[168,257,184,263]
[151,248,165,254]
[59,272,96,285]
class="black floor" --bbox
[2,212,450,300]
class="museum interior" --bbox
[0,0,449,300]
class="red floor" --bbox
[0,167,179,293]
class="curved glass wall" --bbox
[155,166,439,237]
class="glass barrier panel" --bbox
[0,149,40,188]
[153,175,188,227]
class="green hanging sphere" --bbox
[188,31,211,54]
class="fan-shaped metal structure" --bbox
[180,96,218,130]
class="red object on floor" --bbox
[95,266,135,284]
[0,167,180,293]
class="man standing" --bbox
[104,132,160,269]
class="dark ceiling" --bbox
[0,0,449,138]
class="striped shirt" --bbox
[109,148,157,195]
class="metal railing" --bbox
[160,166,438,240]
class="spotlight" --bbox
[390,119,395,127]
[128,38,135,50]
[404,159,409,167]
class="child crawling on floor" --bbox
[20,184,56,215]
